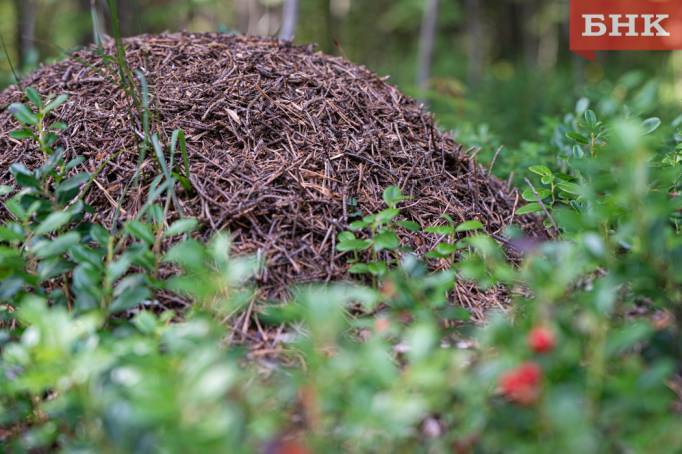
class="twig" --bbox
[524,177,558,235]
[488,145,504,175]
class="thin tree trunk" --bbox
[466,0,483,87]
[417,0,439,96]
[81,0,107,45]
[521,0,538,68]
[537,23,559,72]
[13,0,37,67]
[559,0,584,87]
[117,0,136,36]
[320,0,335,53]
[248,0,261,35]
[234,0,250,34]
[279,0,299,41]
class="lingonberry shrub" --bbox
[2,84,682,452]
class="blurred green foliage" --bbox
[1,84,682,451]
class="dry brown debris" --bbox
[0,33,545,317]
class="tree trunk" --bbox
[320,0,336,53]
[248,0,263,35]
[117,0,136,36]
[80,0,108,45]
[466,0,483,87]
[234,0,250,33]
[537,23,559,72]
[521,0,538,68]
[235,0,272,36]
[279,0,299,41]
[417,0,439,96]
[13,0,37,67]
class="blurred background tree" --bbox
[0,0,679,147]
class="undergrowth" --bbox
[1,46,682,453]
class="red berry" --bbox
[273,440,311,454]
[528,326,556,353]
[499,362,542,405]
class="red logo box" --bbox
[570,0,682,60]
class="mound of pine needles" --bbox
[0,33,546,318]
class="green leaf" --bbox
[72,263,103,307]
[24,87,43,108]
[642,117,661,135]
[558,181,582,195]
[106,256,132,283]
[439,306,471,321]
[42,148,64,174]
[516,203,543,215]
[367,261,388,276]
[90,224,111,246]
[348,263,370,274]
[606,323,652,356]
[110,287,150,313]
[34,211,71,235]
[147,203,164,224]
[164,218,199,237]
[0,247,25,273]
[455,220,483,232]
[566,131,589,144]
[125,221,155,245]
[10,164,40,189]
[406,323,437,362]
[9,128,34,140]
[522,188,551,202]
[349,219,370,231]
[0,185,13,196]
[338,231,356,242]
[572,145,585,158]
[425,225,455,235]
[69,245,104,269]
[0,225,24,242]
[373,231,400,251]
[9,103,38,125]
[142,175,169,210]
[32,232,81,259]
[65,156,85,171]
[396,220,420,232]
[528,165,552,178]
[43,94,68,114]
[152,134,170,179]
[38,257,73,280]
[584,109,597,125]
[163,239,209,270]
[0,276,27,299]
[337,238,372,252]
[132,311,158,334]
[45,132,59,148]
[5,197,27,220]
[434,242,457,256]
[375,208,400,224]
[173,129,192,181]
[170,129,193,192]
[110,276,151,313]
[56,172,90,194]
[382,186,406,208]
